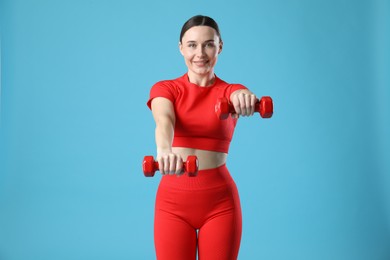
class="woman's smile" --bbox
[193,60,208,67]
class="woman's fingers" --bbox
[233,92,257,117]
[157,156,165,175]
[168,154,176,175]
[239,93,246,115]
[250,94,257,115]
[175,158,184,175]
[157,153,183,175]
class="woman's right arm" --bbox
[151,97,183,175]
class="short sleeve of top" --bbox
[146,74,248,153]
[146,80,178,109]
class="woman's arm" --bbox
[230,89,257,117]
[151,97,183,175]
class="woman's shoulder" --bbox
[215,76,246,89]
[147,75,186,109]
[153,74,186,89]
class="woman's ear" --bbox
[218,40,223,54]
[179,42,184,56]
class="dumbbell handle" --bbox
[142,155,198,177]
[215,96,273,119]
[152,161,193,173]
[226,101,262,114]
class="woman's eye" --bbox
[188,43,196,48]
[206,43,215,48]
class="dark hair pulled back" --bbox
[179,15,222,43]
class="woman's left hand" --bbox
[230,90,257,118]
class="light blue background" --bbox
[1,0,389,259]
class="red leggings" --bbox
[154,164,242,260]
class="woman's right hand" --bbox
[157,151,184,176]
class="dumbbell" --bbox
[142,155,199,177]
[215,96,273,120]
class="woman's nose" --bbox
[196,46,205,56]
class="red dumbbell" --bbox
[215,96,273,120]
[142,155,199,177]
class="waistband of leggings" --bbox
[158,164,234,190]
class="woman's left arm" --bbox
[230,89,257,117]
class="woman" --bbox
[147,15,258,260]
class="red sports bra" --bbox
[147,74,247,153]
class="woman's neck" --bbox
[187,70,215,87]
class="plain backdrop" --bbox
[1,0,389,259]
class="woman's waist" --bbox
[172,147,227,171]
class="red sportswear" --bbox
[147,73,247,153]
[147,73,246,260]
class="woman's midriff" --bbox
[172,147,227,170]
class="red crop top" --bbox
[147,73,247,153]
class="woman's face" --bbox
[179,26,222,77]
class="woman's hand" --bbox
[157,151,184,176]
[230,90,257,118]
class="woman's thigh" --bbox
[154,208,197,260]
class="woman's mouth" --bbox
[193,60,208,67]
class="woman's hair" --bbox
[179,15,222,43]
